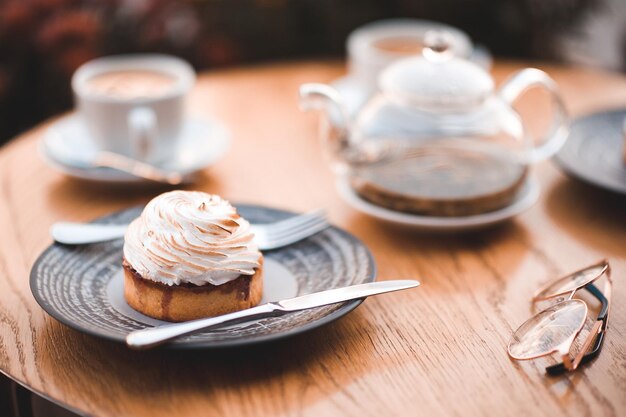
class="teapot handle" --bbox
[299,83,350,130]
[299,83,351,161]
[498,68,569,163]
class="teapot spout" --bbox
[299,83,351,161]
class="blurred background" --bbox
[1,0,625,144]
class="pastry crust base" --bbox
[123,258,263,322]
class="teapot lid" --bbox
[379,31,494,110]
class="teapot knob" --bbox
[422,30,455,62]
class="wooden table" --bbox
[0,61,625,417]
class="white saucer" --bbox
[336,176,540,232]
[40,114,230,183]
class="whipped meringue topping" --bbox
[123,191,262,286]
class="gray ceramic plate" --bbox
[30,205,376,349]
[555,109,626,195]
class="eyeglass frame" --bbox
[509,260,612,375]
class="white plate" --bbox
[40,114,230,183]
[336,176,540,232]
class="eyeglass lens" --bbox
[534,263,607,300]
[508,299,587,360]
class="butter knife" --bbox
[126,279,420,349]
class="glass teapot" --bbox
[299,32,569,215]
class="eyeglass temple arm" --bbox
[546,283,608,376]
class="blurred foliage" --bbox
[0,0,602,142]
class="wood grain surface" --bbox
[0,61,625,417]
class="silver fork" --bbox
[50,210,329,250]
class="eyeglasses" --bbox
[507,260,612,375]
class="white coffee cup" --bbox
[72,54,195,164]
[347,19,478,88]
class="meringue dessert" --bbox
[122,191,263,322]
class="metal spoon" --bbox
[91,151,187,185]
